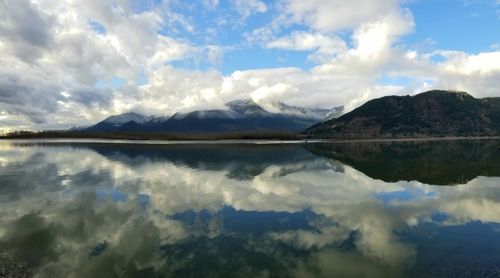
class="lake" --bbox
[1,139,500,277]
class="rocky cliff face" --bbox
[305,90,500,138]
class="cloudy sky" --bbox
[0,0,499,131]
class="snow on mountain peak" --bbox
[225,99,269,116]
[102,112,149,125]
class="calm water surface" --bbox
[1,140,500,277]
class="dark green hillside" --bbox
[305,90,500,138]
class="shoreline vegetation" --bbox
[0,130,302,141]
[1,130,500,144]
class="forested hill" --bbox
[305,90,500,138]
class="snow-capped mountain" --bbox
[271,102,344,120]
[85,100,343,133]
[146,115,170,123]
[171,109,242,120]
[101,112,149,125]
[225,99,271,117]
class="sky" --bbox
[0,0,499,131]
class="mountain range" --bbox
[305,90,500,138]
[70,90,500,139]
[86,99,344,134]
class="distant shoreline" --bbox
[1,136,500,145]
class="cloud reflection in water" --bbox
[0,140,500,277]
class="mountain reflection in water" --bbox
[0,140,499,277]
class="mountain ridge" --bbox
[86,99,344,134]
[305,90,500,138]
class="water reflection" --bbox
[306,140,500,185]
[0,140,499,277]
